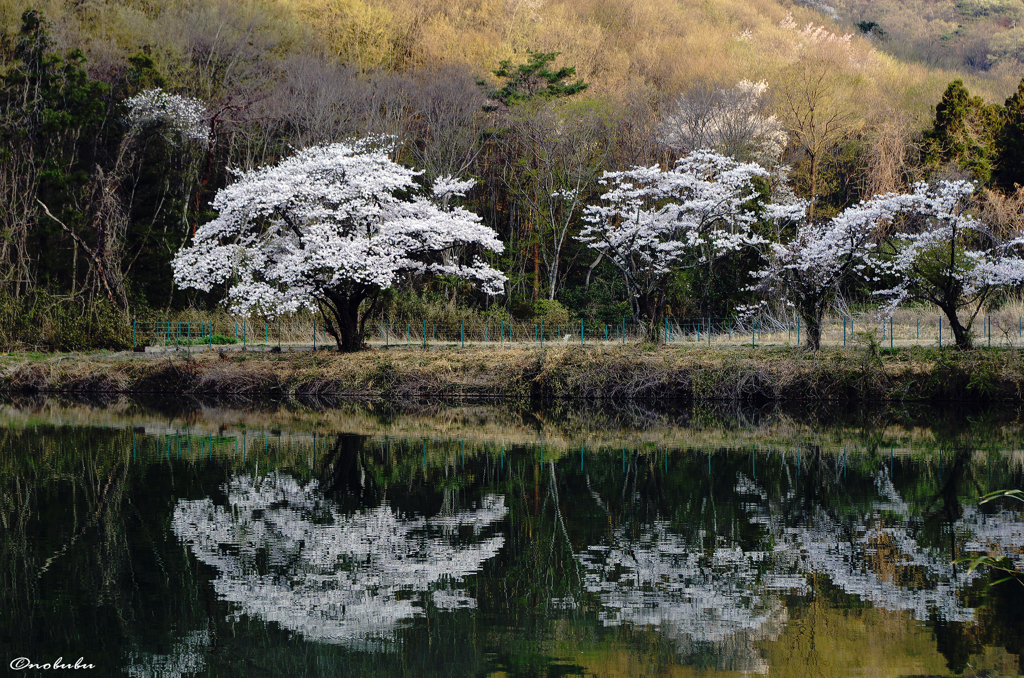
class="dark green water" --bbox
[2,400,1024,677]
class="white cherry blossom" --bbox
[870,180,1024,348]
[578,150,802,334]
[172,139,506,350]
[124,88,207,144]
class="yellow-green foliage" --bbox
[2,0,1018,118]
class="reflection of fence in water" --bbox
[132,312,1024,349]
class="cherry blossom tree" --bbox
[750,197,895,350]
[172,139,506,351]
[753,180,1024,350]
[872,180,1024,349]
[577,150,801,339]
[125,88,208,144]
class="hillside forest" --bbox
[1,0,1024,350]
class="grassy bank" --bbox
[2,343,1024,402]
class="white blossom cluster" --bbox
[124,88,207,144]
[868,180,1024,317]
[172,140,506,318]
[750,193,895,318]
[578,151,803,309]
[779,13,853,47]
[753,180,1024,330]
[172,472,507,647]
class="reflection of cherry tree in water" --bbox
[576,450,789,674]
[172,464,507,647]
[573,446,1024,674]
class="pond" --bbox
[2,398,1024,677]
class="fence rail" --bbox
[132,313,1024,350]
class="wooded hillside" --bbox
[0,0,1021,350]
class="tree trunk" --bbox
[949,315,973,350]
[808,151,818,222]
[321,289,365,352]
[638,292,666,343]
[533,241,540,302]
[794,297,827,350]
[804,313,822,351]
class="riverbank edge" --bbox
[1,344,1022,402]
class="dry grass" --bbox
[3,342,1024,405]
[3,392,1024,462]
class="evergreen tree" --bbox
[487,51,588,107]
[924,79,1003,184]
[996,77,1024,189]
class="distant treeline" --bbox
[0,0,1022,350]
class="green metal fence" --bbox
[132,312,1024,350]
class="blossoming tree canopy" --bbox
[750,196,899,350]
[871,180,1024,349]
[124,88,207,143]
[172,139,506,351]
[577,150,802,335]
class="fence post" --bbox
[988,315,991,348]
[540,319,544,348]
[461,320,465,348]
[500,319,504,346]
[752,319,755,348]
[917,318,919,340]
[708,317,711,346]
[386,320,389,349]
[797,317,800,346]
[621,317,625,345]
[890,317,893,350]
[423,319,427,349]
[843,316,846,347]
[939,316,942,348]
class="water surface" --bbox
[2,399,1024,677]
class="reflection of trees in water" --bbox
[577,521,790,674]
[124,629,209,678]
[574,449,1024,673]
[172,472,507,647]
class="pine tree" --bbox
[997,77,1024,189]
[924,79,1003,184]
